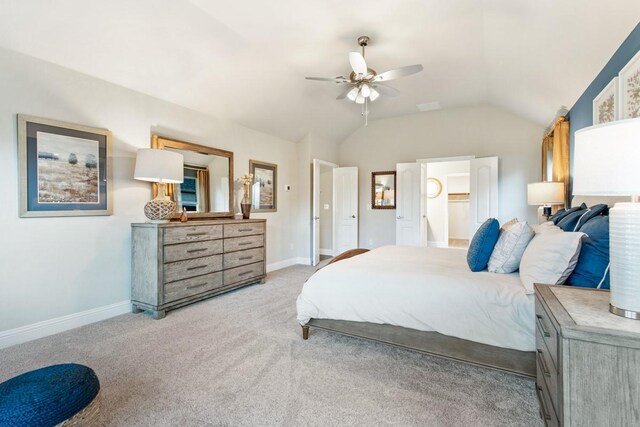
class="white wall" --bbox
[425,161,469,245]
[340,105,543,249]
[0,48,300,333]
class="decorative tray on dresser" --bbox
[534,284,640,427]
[131,219,266,319]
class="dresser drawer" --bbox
[164,225,223,244]
[535,296,559,370]
[164,240,223,263]
[164,255,222,283]
[164,271,223,303]
[536,330,559,415]
[536,379,559,427]
[224,235,264,252]
[224,222,265,238]
[223,247,264,269]
[224,262,264,285]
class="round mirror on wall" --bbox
[426,177,442,198]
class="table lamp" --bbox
[574,118,640,319]
[134,148,184,223]
[527,182,565,220]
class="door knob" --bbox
[313,216,320,220]
[351,215,356,218]
[397,216,404,219]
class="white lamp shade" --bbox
[574,118,640,196]
[527,182,565,205]
[134,148,184,183]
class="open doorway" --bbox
[424,160,471,248]
[312,159,338,266]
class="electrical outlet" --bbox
[323,204,329,210]
[369,239,373,246]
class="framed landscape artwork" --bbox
[593,77,619,124]
[18,114,113,217]
[619,50,640,119]
[249,160,277,212]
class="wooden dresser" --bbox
[534,284,640,426]
[131,219,266,319]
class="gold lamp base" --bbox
[144,198,176,223]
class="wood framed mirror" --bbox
[151,135,234,219]
[371,171,396,209]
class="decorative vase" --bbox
[241,203,251,219]
[180,207,188,223]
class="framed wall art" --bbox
[249,159,277,212]
[18,114,113,217]
[593,77,619,124]
[619,49,640,119]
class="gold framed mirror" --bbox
[151,135,234,219]
[371,171,396,209]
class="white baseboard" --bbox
[319,248,333,256]
[266,257,298,272]
[427,240,448,248]
[296,257,312,266]
[0,300,131,350]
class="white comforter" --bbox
[296,246,535,352]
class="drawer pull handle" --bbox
[239,256,253,261]
[187,283,207,290]
[238,271,252,277]
[536,350,551,378]
[187,265,207,271]
[186,232,207,237]
[187,248,207,254]
[238,242,252,246]
[535,385,552,421]
[238,228,253,232]
[536,314,551,338]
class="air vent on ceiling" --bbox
[417,102,441,112]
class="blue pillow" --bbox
[575,204,608,231]
[566,215,609,289]
[467,218,500,272]
[551,203,586,225]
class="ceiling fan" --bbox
[305,36,423,123]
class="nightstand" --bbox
[534,284,640,427]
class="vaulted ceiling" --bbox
[0,1,638,143]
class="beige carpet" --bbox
[0,265,542,426]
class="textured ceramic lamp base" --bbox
[144,198,176,223]
[609,202,640,319]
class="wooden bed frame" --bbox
[301,319,536,378]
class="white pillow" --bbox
[531,221,561,234]
[488,220,534,273]
[519,231,585,293]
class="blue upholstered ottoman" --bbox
[0,364,101,427]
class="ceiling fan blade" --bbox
[374,64,423,82]
[337,85,356,100]
[349,52,368,76]
[306,76,349,84]
[372,83,400,97]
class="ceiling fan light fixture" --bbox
[369,88,380,102]
[355,92,366,104]
[347,87,359,101]
[360,84,371,98]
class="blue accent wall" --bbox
[568,23,640,186]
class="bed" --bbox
[296,245,536,377]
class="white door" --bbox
[312,159,338,266]
[396,162,422,246]
[469,156,499,237]
[333,167,358,255]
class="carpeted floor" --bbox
[0,265,542,426]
